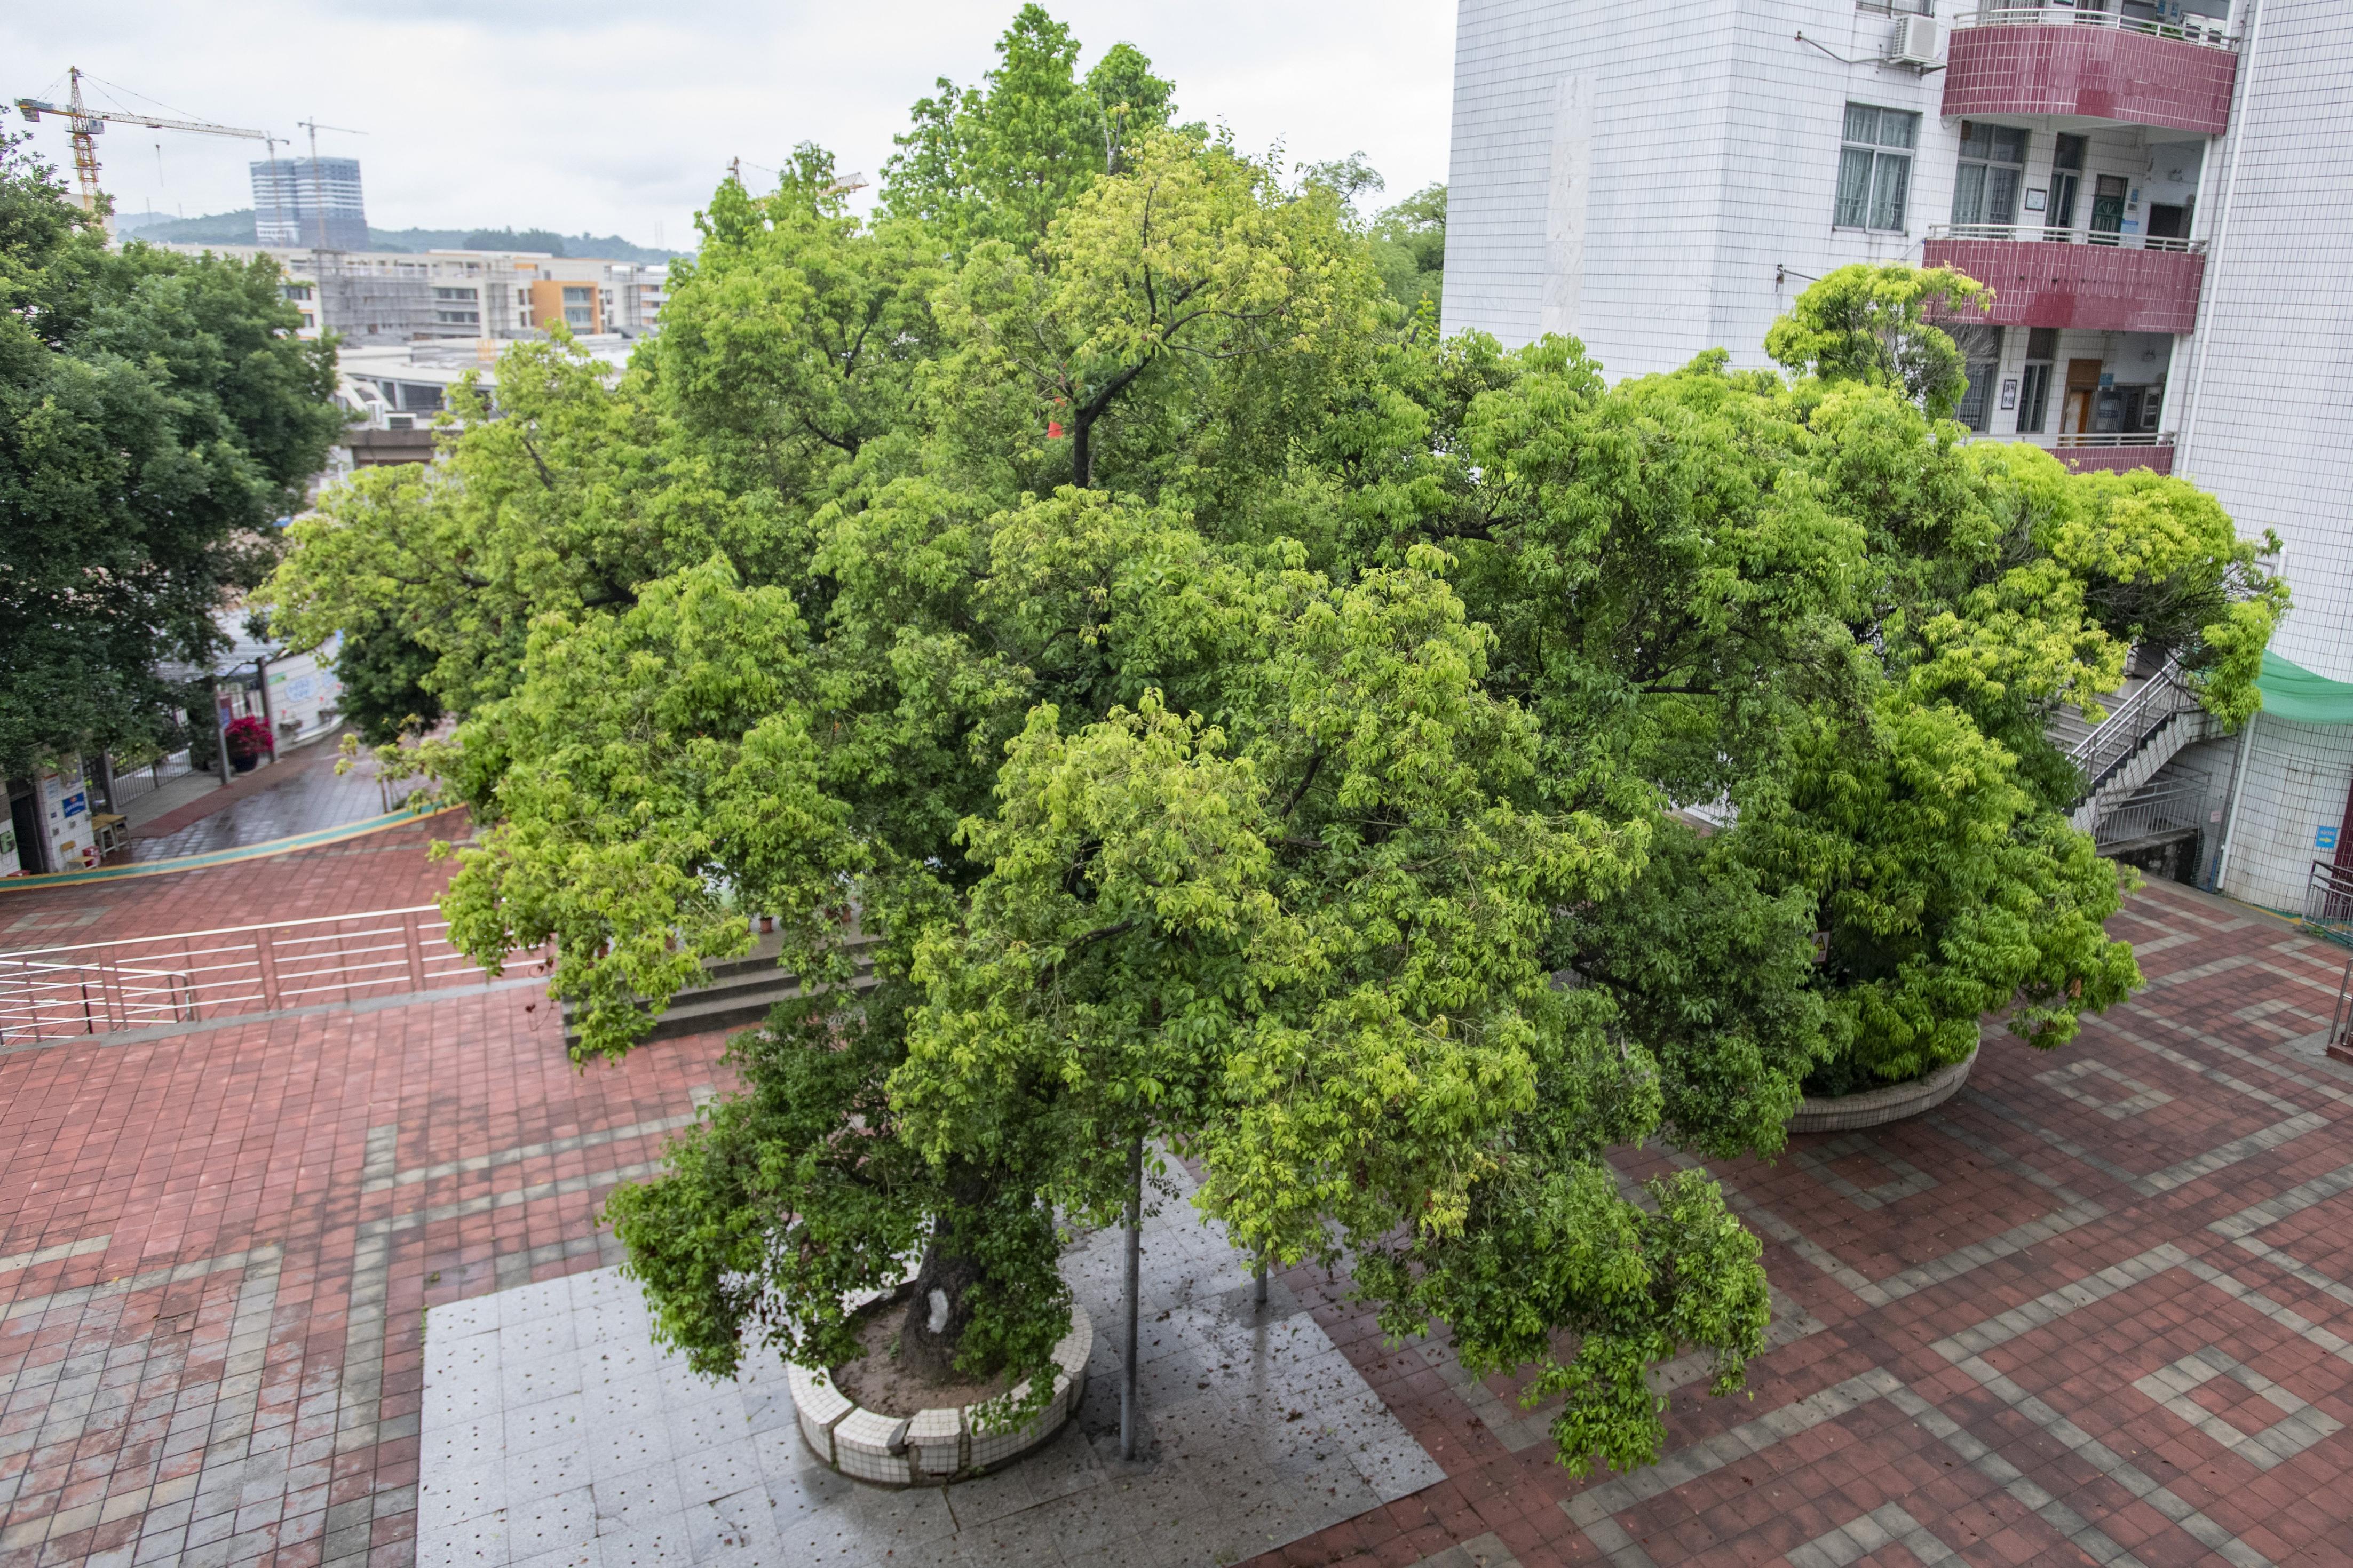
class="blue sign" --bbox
[2320,825,2340,851]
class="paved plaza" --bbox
[2,797,2351,1566]
[414,1160,1443,1568]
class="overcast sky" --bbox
[5,2,1456,246]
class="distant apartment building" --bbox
[250,157,370,250]
[1443,0,2353,913]
[157,242,669,344]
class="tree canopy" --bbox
[259,7,2282,1479]
[0,133,343,774]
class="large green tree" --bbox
[881,3,1177,256]
[259,7,2285,1483]
[0,134,342,773]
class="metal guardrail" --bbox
[1953,5,2237,51]
[2066,656,2198,805]
[2093,783,2198,847]
[2304,861,2353,951]
[0,904,508,1045]
[1926,222,2205,255]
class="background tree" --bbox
[1762,261,1989,418]
[0,133,341,774]
[1298,154,1447,325]
[1370,181,1446,323]
[332,612,443,744]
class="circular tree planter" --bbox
[1786,1038,1979,1134]
[787,1306,1092,1486]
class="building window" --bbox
[564,307,593,328]
[562,286,592,305]
[2017,327,2057,435]
[2047,135,2086,234]
[433,286,476,302]
[1835,104,1918,232]
[1950,324,2003,432]
[435,310,480,325]
[1952,122,2027,229]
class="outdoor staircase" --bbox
[2057,656,2215,844]
[560,928,880,1048]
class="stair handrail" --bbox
[2302,861,2353,951]
[2067,656,2199,805]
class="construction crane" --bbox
[13,67,271,221]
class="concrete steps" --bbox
[562,929,880,1048]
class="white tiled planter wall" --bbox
[786,1306,1092,1486]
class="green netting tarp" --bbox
[2258,650,2353,726]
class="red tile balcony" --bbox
[1944,9,2239,136]
[1923,226,2205,334]
[2048,435,2175,475]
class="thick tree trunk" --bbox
[897,1228,986,1383]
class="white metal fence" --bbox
[1924,222,2205,254]
[2050,432,2176,449]
[0,904,514,1045]
[1953,5,2237,51]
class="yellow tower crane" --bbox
[14,67,272,228]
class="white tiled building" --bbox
[1442,0,2353,913]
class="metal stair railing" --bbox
[0,955,195,1041]
[0,904,514,1046]
[2093,783,2200,848]
[2067,657,2202,811]
[2303,863,2353,1063]
[2304,861,2353,952]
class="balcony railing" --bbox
[1927,222,2203,254]
[1954,5,2237,52]
[2050,431,2172,448]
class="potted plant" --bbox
[223,716,273,773]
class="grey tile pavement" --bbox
[416,1162,1444,1568]
[130,737,403,861]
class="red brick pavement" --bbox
[6,846,2353,1568]
[0,833,734,1568]
[1248,880,2353,1568]
[0,820,463,951]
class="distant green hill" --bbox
[114,208,258,243]
[113,209,682,262]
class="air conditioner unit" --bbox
[1888,17,1942,67]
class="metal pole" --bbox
[210,678,233,788]
[255,656,275,768]
[2212,712,2259,893]
[1119,1131,1143,1462]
